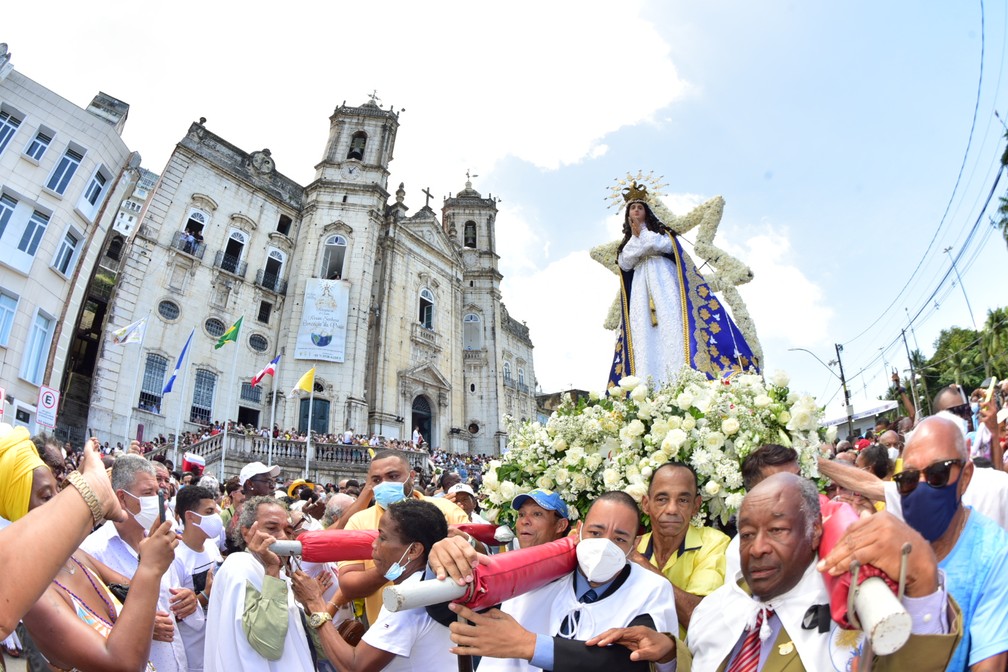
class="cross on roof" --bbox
[368,90,382,106]
[422,187,434,208]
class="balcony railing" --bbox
[410,323,441,351]
[213,250,248,278]
[172,231,207,260]
[255,268,288,295]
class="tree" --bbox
[927,326,984,393]
[983,307,1008,378]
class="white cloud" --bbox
[501,250,617,393]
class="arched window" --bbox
[503,361,512,382]
[107,235,124,261]
[418,288,434,330]
[518,368,526,386]
[321,235,347,279]
[261,248,285,292]
[463,221,477,248]
[463,313,482,350]
[347,131,367,161]
[185,209,207,237]
[220,230,246,274]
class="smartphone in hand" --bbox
[158,491,167,524]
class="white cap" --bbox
[447,483,476,498]
[239,461,281,486]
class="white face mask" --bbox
[576,536,629,583]
[124,491,160,530]
[191,512,224,539]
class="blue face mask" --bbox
[374,480,407,508]
[383,545,414,582]
[901,480,960,542]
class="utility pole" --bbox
[835,343,853,439]
[901,329,921,420]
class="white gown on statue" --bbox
[618,228,686,387]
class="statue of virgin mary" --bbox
[603,181,761,389]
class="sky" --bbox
[5,1,1008,419]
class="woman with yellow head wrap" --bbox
[0,424,49,522]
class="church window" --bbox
[157,300,180,321]
[138,353,168,414]
[503,361,512,382]
[518,368,526,386]
[347,131,367,161]
[419,288,434,330]
[205,318,226,339]
[185,209,207,238]
[257,300,272,324]
[468,422,480,435]
[219,230,245,274]
[464,221,477,248]
[249,333,269,352]
[321,235,347,279]
[276,214,292,236]
[190,369,216,424]
[463,313,482,350]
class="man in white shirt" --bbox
[80,454,190,672]
[172,485,224,672]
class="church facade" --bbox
[87,98,537,456]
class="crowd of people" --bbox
[1,377,1007,671]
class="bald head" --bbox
[905,416,968,462]
[932,385,968,413]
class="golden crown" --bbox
[606,171,667,211]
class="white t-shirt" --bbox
[81,521,189,672]
[172,539,223,672]
[360,572,454,671]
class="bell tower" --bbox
[314,92,399,188]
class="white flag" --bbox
[112,318,146,345]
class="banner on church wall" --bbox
[294,279,350,362]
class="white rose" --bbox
[721,417,740,435]
[602,468,620,488]
[788,410,815,432]
[551,438,568,453]
[500,481,517,501]
[619,375,642,391]
[536,475,554,489]
[589,390,600,401]
[770,370,790,388]
[676,391,694,410]
[625,482,647,502]
[625,419,646,438]
[704,431,725,450]
[825,425,838,443]
[682,416,696,431]
[754,394,772,408]
[586,454,602,470]
[667,415,682,430]
[704,480,722,496]
[566,445,585,463]
[630,384,649,402]
[777,411,791,425]
[662,428,688,451]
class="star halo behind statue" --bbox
[590,170,764,367]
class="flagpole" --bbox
[267,354,278,466]
[220,320,243,481]
[124,312,150,447]
[305,385,314,479]
[172,344,192,469]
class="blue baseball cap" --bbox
[511,489,569,519]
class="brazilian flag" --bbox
[215,316,243,349]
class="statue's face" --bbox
[629,202,647,224]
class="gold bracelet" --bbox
[67,471,105,527]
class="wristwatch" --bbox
[308,611,333,629]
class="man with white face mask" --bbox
[448,491,677,671]
[172,485,225,672]
[81,454,190,672]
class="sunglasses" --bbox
[893,459,965,496]
[945,403,972,419]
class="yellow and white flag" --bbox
[111,318,146,345]
[288,367,316,398]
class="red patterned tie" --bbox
[726,608,770,672]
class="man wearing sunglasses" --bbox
[825,415,1008,672]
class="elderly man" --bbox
[447,482,490,523]
[449,492,677,672]
[80,454,190,672]
[204,496,314,671]
[338,449,468,624]
[635,462,729,635]
[588,473,961,670]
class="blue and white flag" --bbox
[163,329,195,394]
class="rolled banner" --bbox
[454,523,516,545]
[384,536,577,613]
[818,498,910,653]
[269,529,379,562]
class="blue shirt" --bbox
[940,508,1008,670]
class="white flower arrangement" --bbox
[482,368,823,528]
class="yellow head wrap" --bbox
[0,424,47,522]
